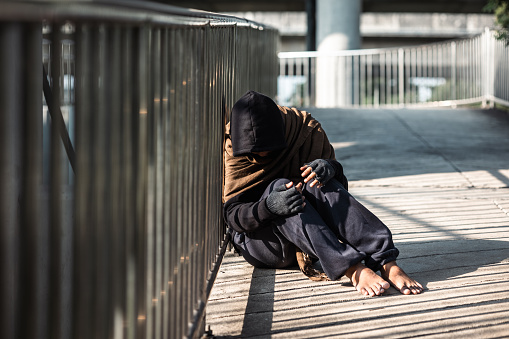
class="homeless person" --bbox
[223,90,423,296]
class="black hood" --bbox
[230,91,287,156]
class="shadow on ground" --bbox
[213,238,509,338]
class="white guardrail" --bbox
[278,28,509,108]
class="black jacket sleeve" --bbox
[327,159,349,191]
[223,185,279,234]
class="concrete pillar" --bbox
[315,0,361,107]
[316,0,361,51]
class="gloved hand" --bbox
[301,159,335,187]
[266,184,304,216]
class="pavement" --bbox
[206,108,509,338]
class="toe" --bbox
[367,287,376,297]
[376,283,386,295]
[412,285,423,294]
[400,286,411,295]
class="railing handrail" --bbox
[0,0,274,29]
[278,32,486,59]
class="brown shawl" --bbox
[223,105,336,203]
[224,106,336,281]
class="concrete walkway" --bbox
[206,108,509,338]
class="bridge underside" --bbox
[163,0,489,13]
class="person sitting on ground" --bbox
[223,90,423,296]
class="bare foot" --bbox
[380,261,423,295]
[345,263,390,297]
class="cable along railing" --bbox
[278,29,509,108]
[0,1,278,339]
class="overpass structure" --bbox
[162,0,490,13]
[165,0,495,51]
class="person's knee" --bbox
[268,178,292,191]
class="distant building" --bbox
[225,11,495,52]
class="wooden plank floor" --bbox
[206,108,509,338]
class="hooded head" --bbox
[230,91,287,157]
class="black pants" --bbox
[232,178,399,280]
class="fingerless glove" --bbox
[265,184,304,216]
[305,159,336,185]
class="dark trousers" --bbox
[232,178,399,280]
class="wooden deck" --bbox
[206,108,509,338]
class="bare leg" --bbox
[380,261,423,295]
[345,263,390,297]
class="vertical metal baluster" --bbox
[144,24,155,339]
[161,26,170,339]
[424,47,428,102]
[436,45,441,101]
[91,23,108,339]
[503,38,506,101]
[429,45,433,101]
[408,49,413,103]
[459,41,464,100]
[108,24,124,339]
[468,38,477,98]
[470,38,474,99]
[183,27,192,338]
[457,41,461,100]
[187,24,194,334]
[49,23,64,339]
[436,44,440,102]
[352,55,357,106]
[120,26,137,339]
[135,25,148,339]
[196,26,205,332]
[177,27,185,339]
[175,27,184,339]
[476,36,481,98]
[463,40,467,100]
[465,39,469,100]
[5,22,34,339]
[167,27,177,339]
[154,26,164,339]
[398,48,404,106]
[388,51,393,105]
[23,22,45,339]
[380,52,385,106]
[475,37,479,98]
[0,22,20,339]
[444,43,449,101]
[361,54,365,106]
[367,54,372,107]
[73,23,93,339]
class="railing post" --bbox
[0,22,23,339]
[398,48,404,107]
[451,41,457,101]
[483,27,495,108]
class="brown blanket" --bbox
[223,106,336,202]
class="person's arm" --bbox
[224,192,279,234]
[224,181,305,233]
[327,159,349,191]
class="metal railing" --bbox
[0,1,278,339]
[278,29,509,108]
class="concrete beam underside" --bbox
[162,0,489,14]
